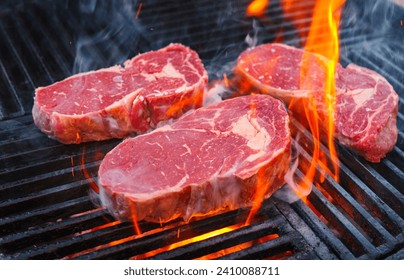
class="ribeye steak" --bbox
[32,43,208,144]
[98,95,291,223]
[235,43,399,162]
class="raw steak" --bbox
[235,43,399,162]
[98,95,291,223]
[32,43,208,144]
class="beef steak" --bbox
[98,95,291,223]
[32,43,208,144]
[235,43,399,162]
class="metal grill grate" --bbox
[0,0,403,260]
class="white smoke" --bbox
[245,19,262,48]
[203,82,227,106]
[73,0,141,73]
[274,134,313,204]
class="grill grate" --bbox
[0,0,403,260]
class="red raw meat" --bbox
[32,43,208,144]
[235,43,399,162]
[98,95,291,223]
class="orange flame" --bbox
[135,2,142,19]
[245,116,271,224]
[70,156,75,176]
[80,146,99,194]
[132,225,238,259]
[129,200,142,235]
[293,0,345,198]
[246,0,270,17]
[166,90,204,118]
[280,0,316,42]
[195,233,279,260]
[132,223,279,260]
[80,147,142,235]
[223,73,230,88]
[75,132,81,144]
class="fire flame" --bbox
[246,0,270,17]
[132,225,238,259]
[70,156,75,176]
[195,233,279,260]
[245,134,271,225]
[135,2,142,19]
[280,0,316,42]
[289,0,345,198]
[132,223,279,260]
[80,146,99,194]
[282,0,345,200]
[80,146,143,235]
[166,90,204,118]
[129,200,143,235]
[241,0,345,203]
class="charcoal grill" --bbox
[0,0,403,260]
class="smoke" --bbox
[203,82,230,106]
[339,0,404,60]
[341,0,402,36]
[273,133,313,204]
[79,0,97,13]
[245,19,265,48]
[73,0,141,73]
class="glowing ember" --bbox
[246,0,270,17]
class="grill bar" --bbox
[273,198,338,259]
[314,174,397,250]
[11,16,55,86]
[73,204,260,260]
[218,231,311,260]
[309,187,379,258]
[0,23,35,91]
[339,151,404,222]
[291,199,356,259]
[15,221,136,260]
[0,196,94,237]
[150,215,286,260]
[22,11,72,78]
[289,116,403,259]
[0,208,111,253]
